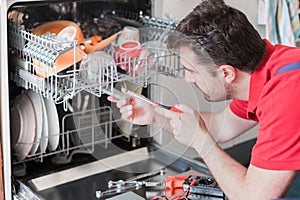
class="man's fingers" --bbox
[116,99,128,108]
[120,105,132,115]
[122,110,133,119]
[107,95,128,108]
[108,96,127,109]
[107,96,118,103]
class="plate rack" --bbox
[12,106,122,164]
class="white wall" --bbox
[154,0,265,36]
[152,0,261,157]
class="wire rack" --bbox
[9,16,184,163]
[9,21,83,104]
[8,16,183,105]
[12,106,122,164]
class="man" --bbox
[108,0,300,198]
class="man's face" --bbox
[180,49,233,102]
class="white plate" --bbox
[38,95,48,153]
[26,90,43,155]
[11,94,36,160]
[44,98,60,151]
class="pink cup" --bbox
[115,40,148,76]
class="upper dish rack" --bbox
[8,16,184,106]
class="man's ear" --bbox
[219,65,236,83]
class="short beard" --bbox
[204,82,234,102]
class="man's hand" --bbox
[155,104,213,153]
[107,94,156,126]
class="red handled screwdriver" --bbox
[125,89,182,113]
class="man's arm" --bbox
[195,136,297,199]
[200,107,297,198]
[156,104,297,199]
[200,106,257,143]
[154,105,257,141]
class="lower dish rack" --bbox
[12,105,121,164]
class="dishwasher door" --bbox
[17,146,210,200]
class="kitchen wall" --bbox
[152,0,263,157]
[154,0,265,37]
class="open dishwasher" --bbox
[1,0,213,199]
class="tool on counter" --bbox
[182,175,225,199]
[126,168,166,181]
[151,175,226,200]
[95,169,166,198]
[151,175,198,200]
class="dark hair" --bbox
[170,0,266,73]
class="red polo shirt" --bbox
[230,39,300,170]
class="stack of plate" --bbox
[10,90,60,161]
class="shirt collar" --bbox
[247,39,276,114]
